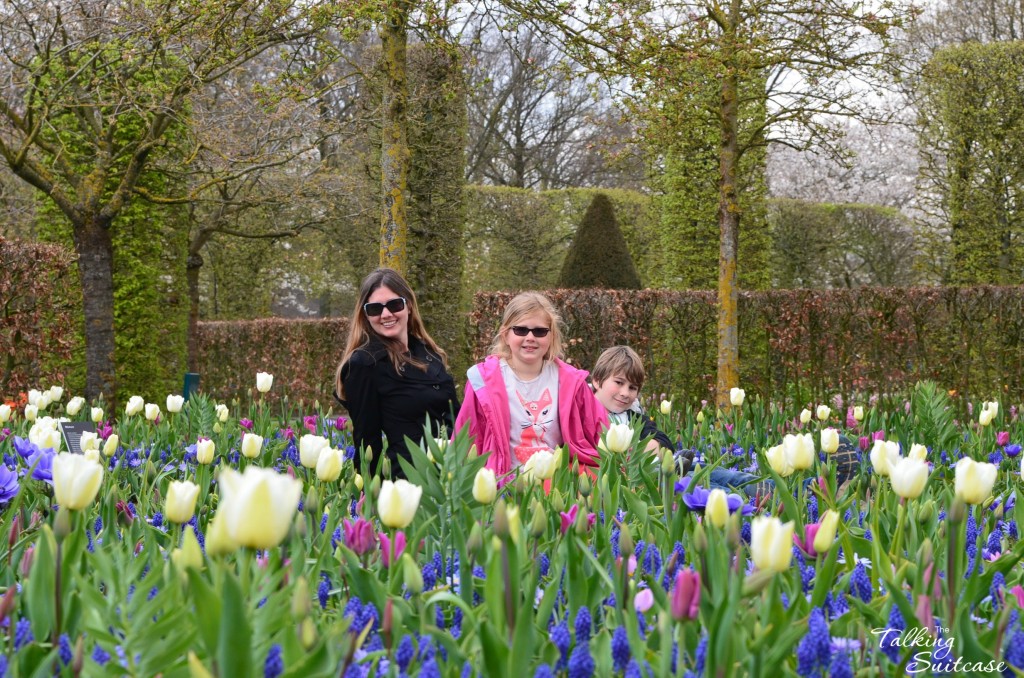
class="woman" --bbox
[454,292,607,479]
[335,268,459,476]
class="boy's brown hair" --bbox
[591,346,646,390]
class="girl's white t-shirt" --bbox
[500,359,561,467]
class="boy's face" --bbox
[594,372,639,414]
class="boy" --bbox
[591,346,761,496]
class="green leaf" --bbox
[25,525,57,641]
[217,570,253,676]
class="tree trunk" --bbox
[716,5,742,408]
[379,0,412,274]
[72,219,117,401]
[187,252,203,372]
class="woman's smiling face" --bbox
[365,285,409,347]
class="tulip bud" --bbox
[696,410,705,423]
[691,522,707,554]
[401,553,424,594]
[381,457,392,478]
[370,475,381,501]
[618,522,634,556]
[300,617,317,649]
[661,449,676,476]
[304,486,320,516]
[917,538,934,567]
[215,403,229,423]
[660,400,672,415]
[579,475,592,497]
[671,569,701,621]
[292,577,311,619]
[917,499,936,524]
[171,529,205,575]
[188,651,216,678]
[354,474,364,491]
[530,503,547,538]
[574,505,590,536]
[947,497,966,524]
[466,522,484,557]
[54,506,72,542]
[102,434,119,457]
[706,489,729,528]
[493,500,510,539]
[550,488,565,513]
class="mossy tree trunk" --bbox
[379,0,412,273]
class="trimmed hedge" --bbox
[194,318,349,406]
[0,237,80,399]
[469,287,1024,404]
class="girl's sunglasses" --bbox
[510,326,550,338]
[364,297,407,317]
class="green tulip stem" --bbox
[891,498,907,562]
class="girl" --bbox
[336,268,459,475]
[455,292,607,478]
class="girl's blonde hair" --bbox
[335,268,447,400]
[488,292,564,362]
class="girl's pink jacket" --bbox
[454,355,609,477]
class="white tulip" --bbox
[816,405,831,421]
[299,435,329,469]
[729,387,745,407]
[603,423,634,454]
[91,407,104,423]
[125,396,144,416]
[145,403,160,421]
[166,395,184,413]
[256,372,274,393]
[240,433,264,459]
[65,397,85,417]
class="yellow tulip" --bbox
[196,439,215,465]
[751,516,794,573]
[256,371,274,393]
[316,447,344,482]
[816,405,831,421]
[240,433,264,459]
[102,434,119,457]
[472,468,497,504]
[729,387,745,407]
[783,433,814,470]
[954,457,997,505]
[908,444,928,461]
[52,453,104,510]
[765,444,793,477]
[853,406,864,421]
[820,428,839,454]
[706,489,729,528]
[603,423,634,454]
[799,408,812,424]
[870,440,901,477]
[377,479,423,529]
[660,400,672,415]
[890,457,929,500]
[216,466,302,549]
[299,434,329,469]
[523,449,557,481]
[166,480,201,524]
[91,407,104,423]
[813,510,840,554]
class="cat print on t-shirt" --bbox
[514,388,554,464]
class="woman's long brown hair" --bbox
[335,268,448,400]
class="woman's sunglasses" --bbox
[364,297,407,317]
[510,326,550,338]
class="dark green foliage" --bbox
[558,194,641,289]
[918,41,1024,285]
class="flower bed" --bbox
[0,380,1022,677]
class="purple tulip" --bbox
[378,530,406,567]
[997,431,1011,447]
[671,568,701,621]
[342,517,376,556]
[0,465,20,504]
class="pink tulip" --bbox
[915,594,934,635]
[997,431,1010,446]
[794,523,820,558]
[859,436,870,451]
[559,505,579,535]
[378,530,406,567]
[872,430,885,442]
[671,569,701,621]
[1010,584,1024,608]
[343,518,376,556]
[634,588,654,613]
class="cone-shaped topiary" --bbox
[558,194,641,289]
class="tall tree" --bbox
[0,0,326,399]
[499,0,913,405]
[917,41,1024,285]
